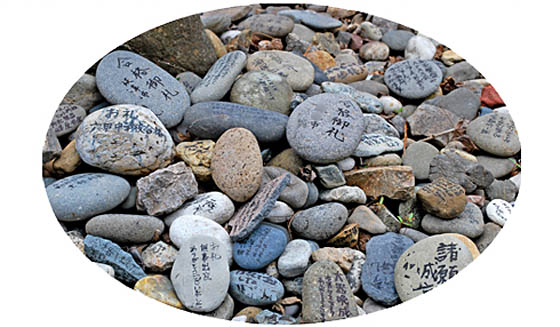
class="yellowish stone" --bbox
[446,233,480,259]
[311,247,353,272]
[44,140,82,175]
[234,306,263,323]
[326,224,359,248]
[205,29,227,58]
[176,140,215,181]
[441,50,464,66]
[134,275,184,309]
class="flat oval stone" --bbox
[183,101,289,143]
[229,270,285,305]
[486,199,512,227]
[286,93,364,164]
[292,203,348,241]
[402,141,440,180]
[363,113,400,137]
[384,60,443,99]
[278,239,313,278]
[382,30,415,51]
[246,51,314,91]
[134,275,183,309]
[95,50,189,128]
[233,223,289,270]
[46,173,130,221]
[171,235,230,312]
[352,133,403,157]
[230,71,293,115]
[421,202,485,238]
[319,186,367,204]
[476,155,515,178]
[75,104,175,175]
[176,71,202,95]
[394,234,474,302]
[278,9,342,29]
[324,63,368,83]
[49,104,87,136]
[238,14,295,37]
[417,178,467,219]
[466,112,520,157]
[302,261,359,323]
[191,50,247,103]
[85,214,164,243]
[205,294,235,320]
[164,192,235,226]
[361,232,414,305]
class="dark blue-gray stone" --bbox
[46,173,130,222]
[361,232,414,305]
[229,270,285,305]
[278,9,342,30]
[84,235,146,284]
[381,30,415,51]
[233,223,289,270]
[183,101,289,143]
[95,50,190,128]
[384,60,443,99]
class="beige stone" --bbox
[205,29,227,58]
[344,166,415,200]
[176,140,215,181]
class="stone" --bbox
[286,93,365,164]
[95,50,189,127]
[278,239,313,278]
[141,241,178,272]
[424,87,480,120]
[381,30,415,51]
[227,173,290,241]
[363,298,386,314]
[183,101,289,143]
[75,105,174,175]
[335,52,359,66]
[476,155,515,178]
[266,261,280,279]
[344,166,415,200]
[304,50,336,71]
[349,80,389,97]
[203,6,251,22]
[268,148,305,175]
[234,307,263,323]
[278,9,342,30]
[261,167,308,209]
[211,128,263,202]
[169,215,232,264]
[164,192,235,226]
[360,41,389,61]
[238,14,295,37]
[337,157,355,171]
[205,294,235,320]
[175,140,214,181]
[247,50,314,91]
[66,230,84,254]
[233,223,289,270]
[324,63,368,83]
[320,81,383,114]
[421,202,485,238]
[304,182,319,208]
[360,22,383,41]
[379,96,403,115]
[486,199,512,227]
[230,71,293,115]
[475,222,502,253]
[394,234,474,301]
[265,201,294,224]
[96,263,115,277]
[311,247,353,273]
[445,61,480,82]
[405,35,436,60]
[205,29,227,58]
[384,60,443,99]
[466,112,520,157]
[480,85,505,108]
[201,13,231,34]
[429,151,495,193]
[485,179,518,202]
[406,104,461,145]
[326,224,360,248]
[229,270,285,305]
[84,235,146,285]
[292,203,348,241]
[370,203,401,233]
[312,32,340,56]
[417,178,467,219]
[256,310,297,325]
[191,50,247,103]
[399,228,429,242]
[361,232,414,305]
[43,127,61,164]
[283,277,304,296]
[446,233,480,259]
[85,214,164,243]
[302,261,359,322]
[134,275,183,309]
[362,113,399,137]
[136,162,198,216]
[171,235,229,312]
[315,164,346,189]
[119,186,137,210]
[285,32,313,54]
[402,141,439,180]
[365,153,402,168]
[44,139,81,176]
[46,173,130,222]
[440,50,463,66]
[176,71,202,95]
[320,186,367,204]
[292,23,315,43]
[124,14,217,76]
[61,74,103,110]
[510,173,521,189]
[348,206,387,234]
[49,104,87,137]
[353,133,403,157]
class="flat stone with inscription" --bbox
[134,275,184,309]
[394,234,474,302]
[176,71,202,95]
[229,270,285,306]
[75,105,175,175]
[486,199,512,227]
[429,151,495,193]
[233,222,289,270]
[466,112,520,157]
[46,173,130,221]
[191,50,247,103]
[230,71,293,115]
[287,93,364,164]
[141,241,178,272]
[321,82,383,113]
[84,235,146,284]
[363,113,400,138]
[228,173,290,241]
[171,235,230,312]
[96,50,190,128]
[406,103,462,146]
[324,63,368,84]
[164,192,235,226]
[291,203,348,241]
[361,232,414,305]
[302,261,359,323]
[50,104,87,136]
[417,177,467,219]
[246,51,314,91]
[183,101,289,143]
[278,239,313,278]
[384,60,443,99]
[344,166,415,200]
[238,14,295,37]
[421,202,485,238]
[85,214,164,243]
[352,133,403,157]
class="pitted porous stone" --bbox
[141,241,179,272]
[287,93,365,164]
[247,50,314,91]
[176,140,214,181]
[75,105,174,176]
[384,60,443,99]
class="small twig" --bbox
[403,122,408,155]
[417,127,459,143]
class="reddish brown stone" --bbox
[305,50,336,71]
[417,177,467,219]
[344,166,415,200]
[350,34,363,51]
[480,85,505,108]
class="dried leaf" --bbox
[278,297,302,305]
[433,44,445,60]
[271,303,285,315]
[440,76,458,94]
